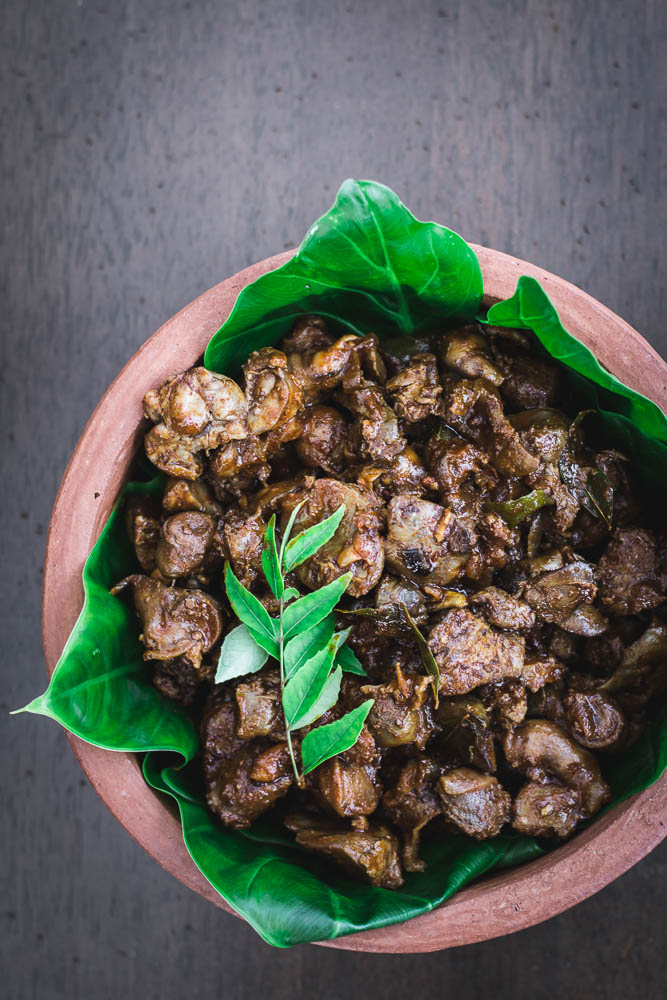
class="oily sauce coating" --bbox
[118,314,666,888]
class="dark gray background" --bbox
[2,0,666,997]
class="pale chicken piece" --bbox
[281,479,384,597]
[110,574,223,668]
[427,608,525,696]
[144,422,205,480]
[503,719,610,817]
[437,768,511,838]
[243,347,304,435]
[440,325,505,386]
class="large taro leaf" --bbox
[143,754,544,948]
[16,474,198,760]
[204,178,483,373]
[19,182,667,948]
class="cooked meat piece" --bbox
[564,691,625,749]
[549,628,580,663]
[234,670,283,740]
[512,781,581,838]
[281,314,333,354]
[201,695,245,786]
[598,526,665,616]
[125,496,161,572]
[383,757,442,871]
[520,654,566,693]
[144,422,205,480]
[161,477,222,516]
[385,353,443,422]
[375,575,428,628]
[208,742,292,828]
[440,325,505,386]
[209,435,271,491]
[152,655,213,705]
[361,666,434,748]
[480,679,528,729]
[285,814,404,889]
[469,587,536,632]
[385,495,469,588]
[443,379,539,477]
[111,575,222,668]
[289,333,386,401]
[424,434,497,500]
[295,404,347,473]
[428,608,525,696]
[437,695,497,771]
[282,479,384,597]
[251,475,316,517]
[357,446,427,501]
[155,511,220,578]
[503,719,610,817]
[494,344,560,410]
[313,727,382,818]
[465,511,520,584]
[601,620,667,694]
[437,768,511,838]
[244,347,304,435]
[522,559,607,635]
[222,509,266,589]
[143,367,248,477]
[338,383,405,462]
[510,409,570,464]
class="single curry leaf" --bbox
[402,602,440,708]
[334,642,367,676]
[283,504,346,572]
[283,614,336,681]
[487,489,554,527]
[283,586,300,602]
[283,647,334,730]
[301,699,375,776]
[282,573,352,640]
[224,563,279,645]
[204,179,483,373]
[215,624,269,684]
[279,500,306,567]
[295,666,343,729]
[262,515,283,600]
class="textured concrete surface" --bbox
[2,0,666,997]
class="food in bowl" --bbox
[110,312,666,890]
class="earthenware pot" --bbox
[42,246,667,953]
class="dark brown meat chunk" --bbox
[428,608,525,695]
[313,727,382,819]
[361,666,434,749]
[495,344,560,410]
[285,814,404,889]
[234,671,284,740]
[338,384,405,462]
[437,695,497,771]
[437,768,511,838]
[440,325,504,386]
[522,559,607,635]
[357,446,427,501]
[512,782,581,838]
[161,477,222,516]
[520,654,566,693]
[295,404,347,473]
[383,757,442,872]
[385,495,469,588]
[152,655,214,705]
[125,496,161,573]
[480,679,528,729]
[208,742,292,828]
[155,511,220,578]
[469,587,536,632]
[385,353,443,422]
[375,575,428,628]
[564,691,625,749]
[200,696,244,786]
[510,409,570,464]
[282,479,384,597]
[443,379,539,477]
[424,434,496,499]
[111,575,222,668]
[222,510,266,589]
[598,527,665,616]
[503,720,610,817]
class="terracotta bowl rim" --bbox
[41,245,667,953]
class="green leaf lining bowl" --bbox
[41,245,667,953]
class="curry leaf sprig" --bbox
[216,503,372,785]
